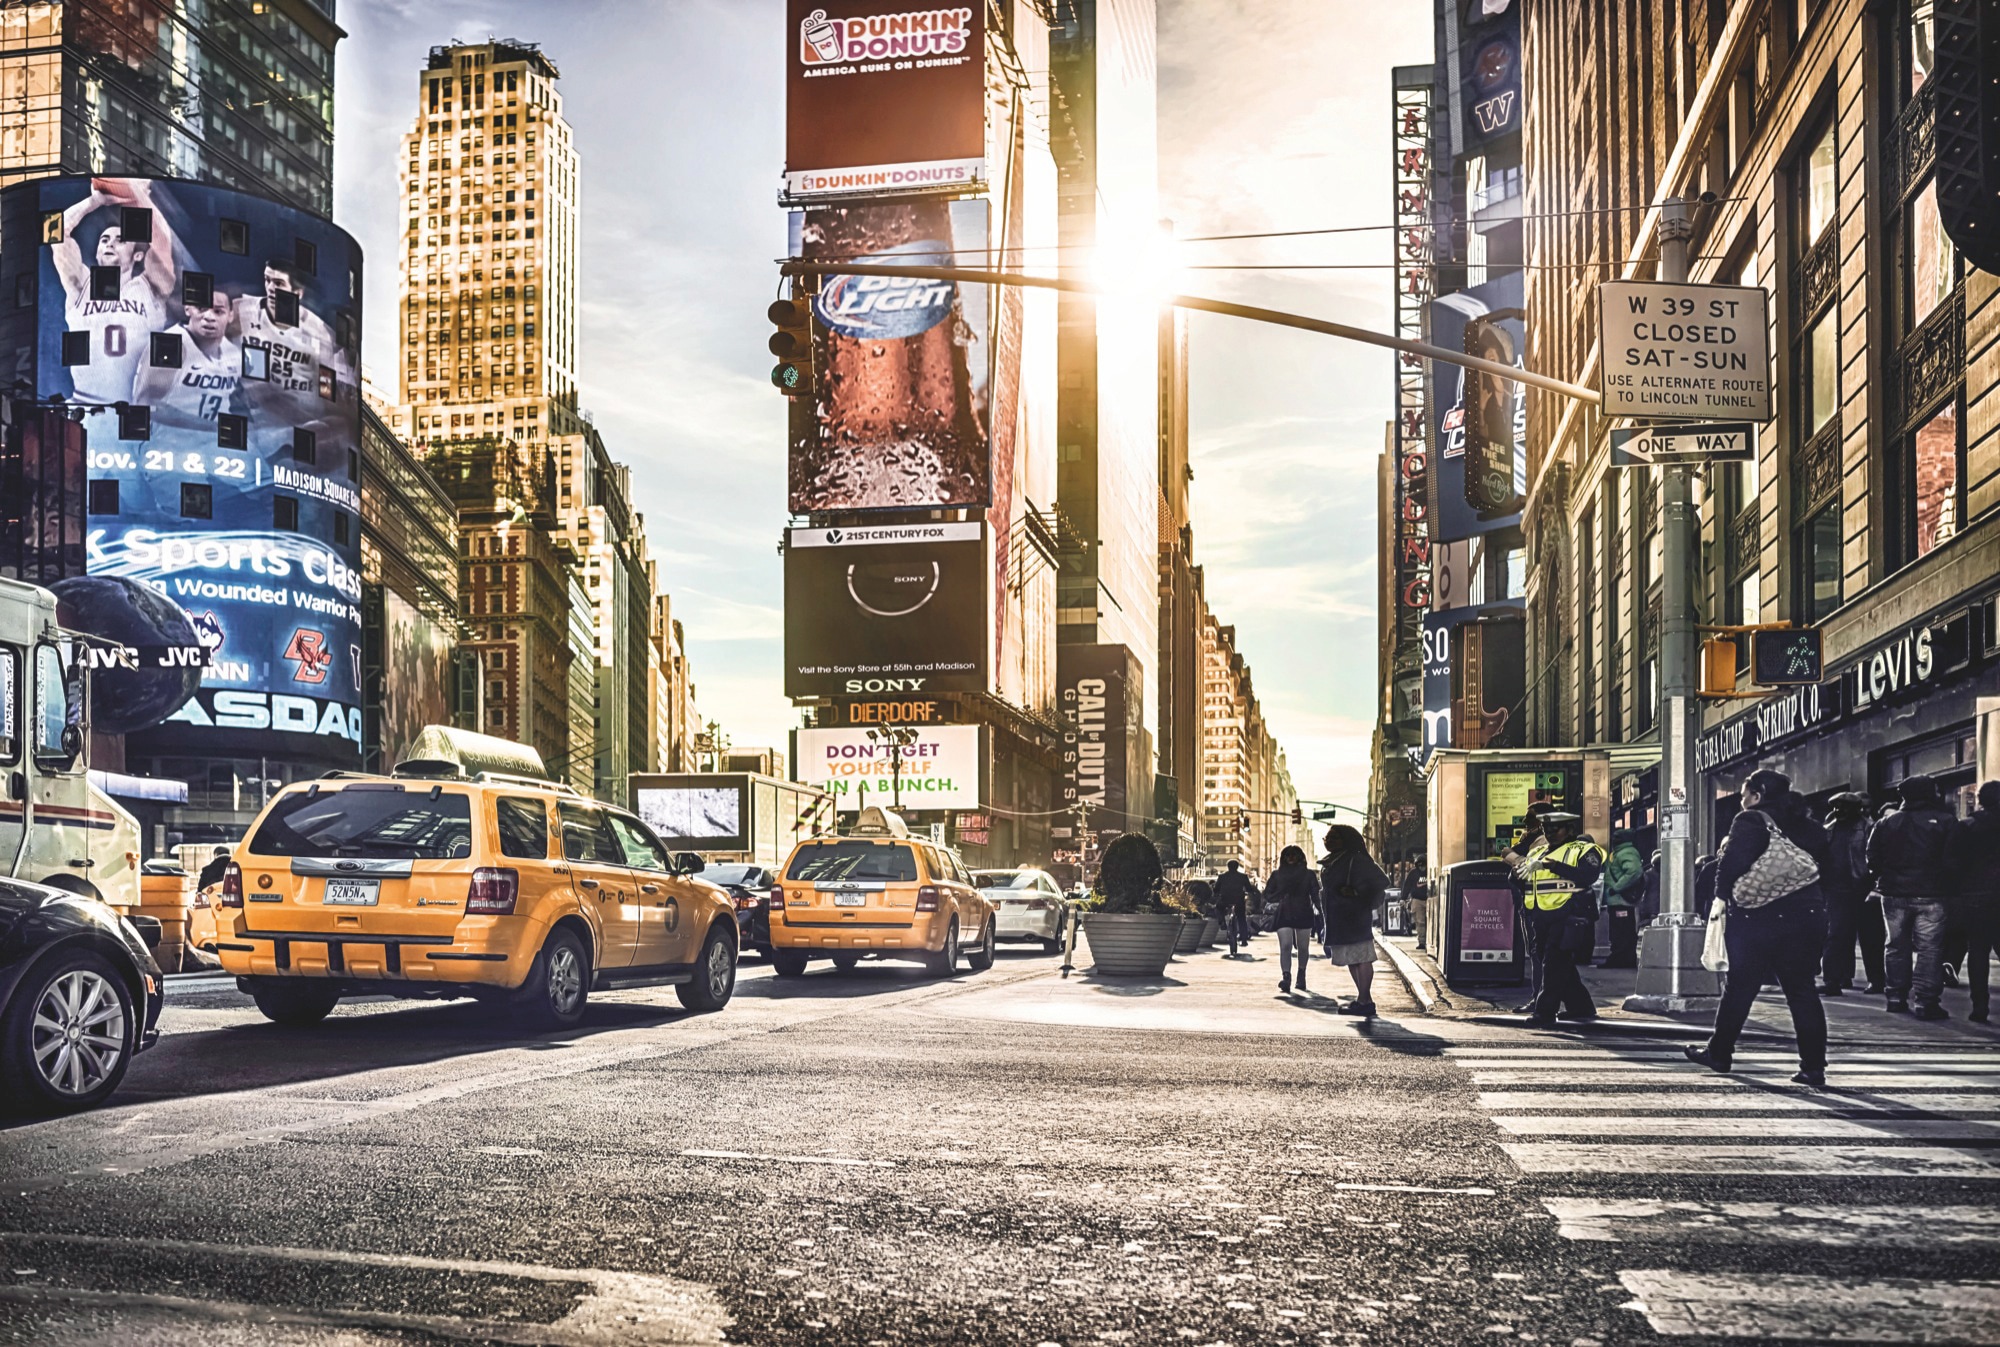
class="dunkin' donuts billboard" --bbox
[785,2,985,199]
[788,198,991,512]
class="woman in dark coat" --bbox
[1264,846,1320,996]
[1686,769,1832,1086]
[1319,825,1391,1016]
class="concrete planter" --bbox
[1172,915,1205,954]
[1080,913,1183,977]
[1199,916,1220,949]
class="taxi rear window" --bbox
[248,787,474,860]
[785,841,918,883]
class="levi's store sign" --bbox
[1847,610,1972,713]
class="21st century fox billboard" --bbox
[784,522,989,698]
[784,2,986,200]
[0,176,364,763]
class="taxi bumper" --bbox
[214,918,542,988]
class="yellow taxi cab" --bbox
[213,727,739,1029]
[769,807,995,979]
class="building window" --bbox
[274,496,299,531]
[181,483,212,519]
[1788,115,1840,618]
[1794,502,1841,623]
[220,219,249,256]
[87,480,119,516]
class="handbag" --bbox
[1700,896,1729,972]
[1731,810,1819,910]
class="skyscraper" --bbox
[0,0,341,216]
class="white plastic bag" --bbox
[1699,896,1729,973]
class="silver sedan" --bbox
[971,868,1070,952]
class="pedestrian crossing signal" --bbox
[768,296,815,397]
[1751,628,1822,686]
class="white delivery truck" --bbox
[0,577,143,907]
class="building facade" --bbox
[0,0,340,215]
[1515,0,2000,840]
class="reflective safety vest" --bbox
[1523,839,1607,912]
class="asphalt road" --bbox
[1,941,1996,1345]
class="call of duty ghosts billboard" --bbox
[1,176,365,762]
[788,198,991,513]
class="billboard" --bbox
[784,1,986,199]
[788,198,991,512]
[1058,643,1142,833]
[784,522,988,698]
[1429,271,1525,544]
[633,775,753,853]
[1421,601,1525,760]
[379,590,455,767]
[1460,0,1522,143]
[794,725,981,811]
[2,177,364,763]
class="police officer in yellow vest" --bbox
[1506,811,1607,1027]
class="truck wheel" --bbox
[770,949,810,979]
[923,919,960,979]
[510,928,589,1030]
[675,925,737,1013]
[247,977,340,1026]
[966,919,996,972]
[1,950,135,1116]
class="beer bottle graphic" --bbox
[794,201,988,512]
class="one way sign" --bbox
[1610,422,1757,468]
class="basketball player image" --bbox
[134,283,244,431]
[51,178,178,405]
[232,256,335,452]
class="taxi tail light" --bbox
[220,862,243,909]
[770,886,786,911]
[467,867,519,916]
[916,885,941,912]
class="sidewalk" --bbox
[1380,933,2000,1048]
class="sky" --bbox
[334,0,1431,814]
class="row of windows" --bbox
[86,480,345,539]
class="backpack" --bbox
[1731,809,1819,910]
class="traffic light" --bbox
[1935,2,2000,272]
[1700,637,1737,698]
[1290,805,1303,826]
[1237,810,1249,834]
[768,295,815,396]
[1751,627,1823,687]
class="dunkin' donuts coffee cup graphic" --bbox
[791,200,991,513]
[801,9,844,63]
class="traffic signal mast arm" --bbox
[777,260,1602,405]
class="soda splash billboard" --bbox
[784,522,988,698]
[1,176,364,763]
[788,198,990,512]
[1428,271,1526,544]
[784,1,985,200]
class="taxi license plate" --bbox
[323,879,379,906]
[833,892,867,908]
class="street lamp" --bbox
[864,726,919,810]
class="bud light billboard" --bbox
[787,198,990,513]
[0,177,364,763]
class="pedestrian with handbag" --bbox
[1686,770,1831,1087]
[1319,825,1391,1016]
[1265,846,1321,996]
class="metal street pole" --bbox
[1628,196,1721,1013]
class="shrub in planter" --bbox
[1094,833,1168,913]
[1079,834,1181,975]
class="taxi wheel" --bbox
[1,950,135,1116]
[676,924,737,1013]
[923,919,960,979]
[831,954,860,973]
[966,919,996,972]
[247,977,340,1027]
[511,928,589,1030]
[770,949,810,979]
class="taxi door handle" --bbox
[640,884,660,894]
[579,878,600,889]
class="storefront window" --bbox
[1913,400,1958,557]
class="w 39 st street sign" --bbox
[1610,422,1756,468]
[1599,280,1772,422]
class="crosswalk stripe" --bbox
[1500,1142,2000,1176]
[1493,1115,2000,1139]
[1472,1070,1999,1088]
[1544,1199,2000,1247]
[1617,1270,2000,1341]
[1479,1090,2000,1113]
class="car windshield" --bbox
[973,871,1039,890]
[785,841,918,883]
[248,787,475,860]
[704,864,762,887]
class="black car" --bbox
[703,863,777,956]
[0,877,164,1116]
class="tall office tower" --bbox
[0,0,340,214]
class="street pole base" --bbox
[1622,992,1722,1015]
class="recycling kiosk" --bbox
[1441,859,1525,986]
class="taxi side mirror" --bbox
[674,852,705,875]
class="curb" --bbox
[1375,934,1446,1011]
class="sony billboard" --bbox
[783,521,989,699]
[0,176,365,763]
